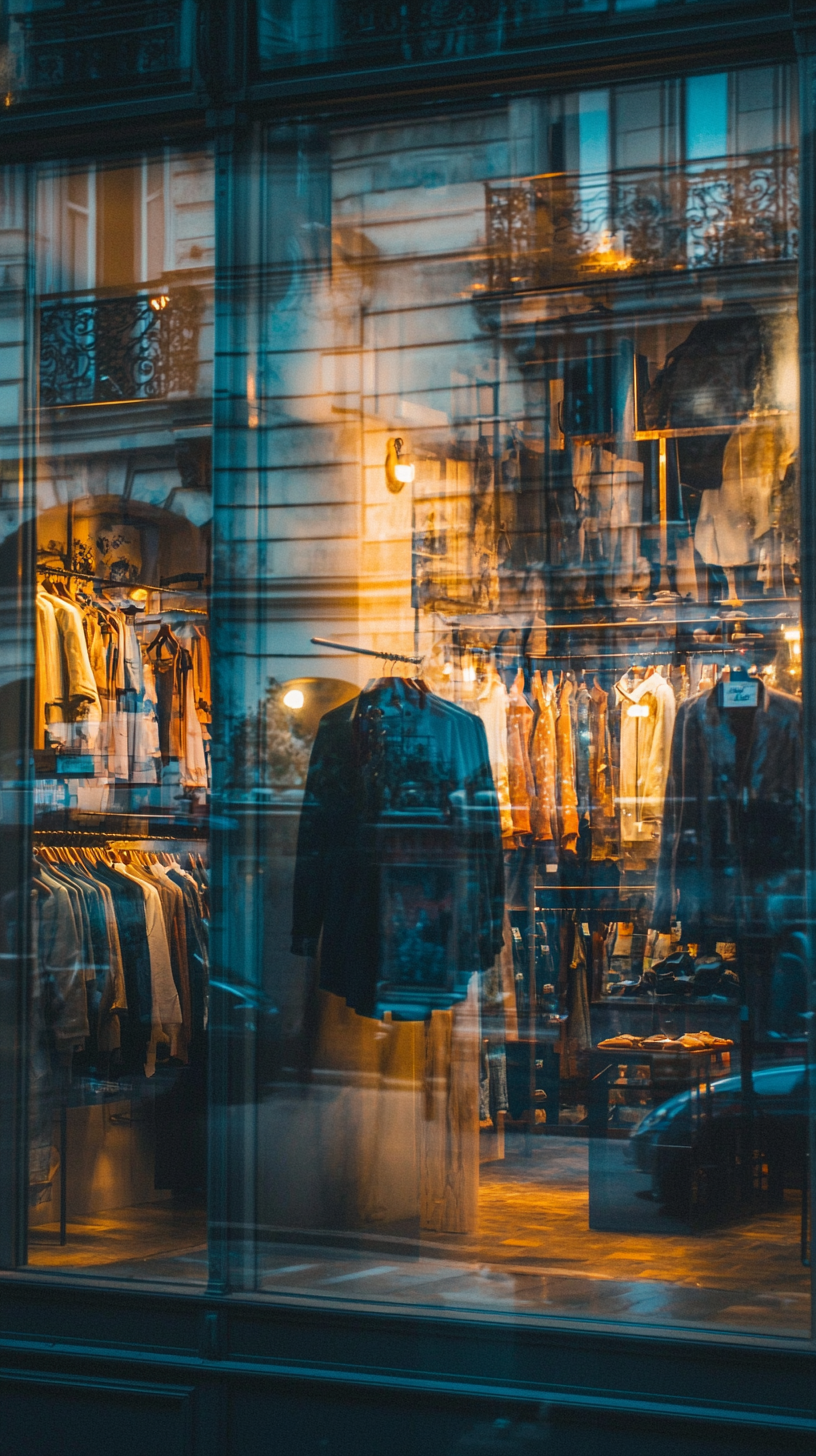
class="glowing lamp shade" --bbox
[627,703,650,718]
[283,689,305,710]
[385,436,415,493]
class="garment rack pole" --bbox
[311,636,423,666]
[37,562,208,602]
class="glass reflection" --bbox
[20,150,213,1279]
[231,67,810,1336]
[259,0,748,69]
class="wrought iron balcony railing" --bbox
[39,288,204,408]
[17,0,187,95]
[262,0,726,65]
[483,150,799,295]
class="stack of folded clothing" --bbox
[597,1031,733,1050]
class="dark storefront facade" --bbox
[0,3,815,1452]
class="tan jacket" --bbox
[473,667,513,838]
[507,669,534,837]
[35,592,63,749]
[530,670,558,843]
[556,677,579,849]
[589,681,617,858]
[615,670,676,844]
[41,590,100,715]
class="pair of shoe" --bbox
[651,950,740,1000]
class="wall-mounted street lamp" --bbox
[385,436,415,493]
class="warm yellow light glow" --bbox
[129,588,148,603]
[784,628,801,642]
[627,703,650,718]
[463,665,476,684]
[283,689,304,710]
[394,462,415,484]
[585,231,634,273]
[442,662,453,677]
[149,294,169,311]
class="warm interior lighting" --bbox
[283,689,305,710]
[149,294,169,311]
[129,588,148,603]
[585,230,634,273]
[385,436,414,493]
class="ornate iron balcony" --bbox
[18,0,186,95]
[39,288,204,407]
[262,0,724,65]
[484,150,799,294]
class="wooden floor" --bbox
[28,1199,207,1272]
[26,1135,810,1338]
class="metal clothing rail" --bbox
[311,636,423,666]
[37,561,209,602]
[33,830,208,846]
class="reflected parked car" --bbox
[629,1063,808,1219]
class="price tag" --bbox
[56,754,95,776]
[721,679,758,708]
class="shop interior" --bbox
[254,249,809,1335]
[26,152,213,1275]
[22,129,810,1338]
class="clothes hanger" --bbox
[147,621,178,653]
[50,575,74,601]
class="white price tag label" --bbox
[721,679,758,708]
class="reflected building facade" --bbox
[0,7,814,1456]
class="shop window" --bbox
[4,150,214,1282]
[210,64,811,1339]
[0,65,810,1346]
[257,0,743,71]
[0,1,195,108]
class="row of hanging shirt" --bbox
[31,843,209,1079]
[428,647,686,868]
[36,576,210,791]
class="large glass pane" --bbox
[1,2,195,109]
[256,0,782,73]
[20,149,213,1280]
[217,65,812,1337]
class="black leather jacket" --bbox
[292,677,505,1020]
[653,681,803,939]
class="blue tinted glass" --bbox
[258,0,740,70]
[203,67,810,1338]
[686,72,729,159]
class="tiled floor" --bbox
[27,1135,810,1338]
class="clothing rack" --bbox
[37,561,209,604]
[444,614,798,632]
[33,816,209,841]
[311,636,423,666]
[32,836,208,1244]
[33,830,207,848]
